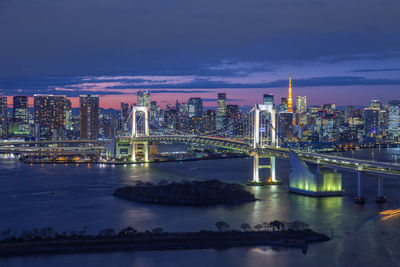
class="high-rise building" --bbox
[278,112,294,140]
[120,102,130,121]
[13,96,29,124]
[0,97,7,137]
[188,97,203,118]
[217,93,227,130]
[80,95,100,140]
[263,94,274,106]
[137,90,151,109]
[370,100,381,109]
[227,104,239,135]
[203,109,216,132]
[388,100,400,138]
[34,95,68,139]
[287,76,293,112]
[364,108,380,136]
[65,99,72,131]
[296,96,307,113]
[280,98,288,112]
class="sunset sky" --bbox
[0,0,399,109]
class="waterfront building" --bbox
[34,94,68,140]
[388,100,400,138]
[188,97,203,118]
[216,93,227,130]
[13,96,29,124]
[137,90,151,109]
[0,97,7,138]
[80,95,99,140]
[10,96,30,136]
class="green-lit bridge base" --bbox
[289,187,343,197]
[247,180,282,186]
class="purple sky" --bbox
[0,0,399,108]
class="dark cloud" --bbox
[201,98,243,102]
[0,0,399,83]
[349,68,400,73]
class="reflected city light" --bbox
[379,209,400,221]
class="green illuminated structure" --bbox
[288,151,342,196]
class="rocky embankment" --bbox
[113,179,256,205]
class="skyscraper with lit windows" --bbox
[80,95,100,140]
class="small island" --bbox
[114,179,256,205]
[0,221,329,257]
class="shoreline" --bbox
[21,154,249,165]
[0,230,329,258]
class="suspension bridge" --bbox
[124,104,400,204]
[0,102,399,204]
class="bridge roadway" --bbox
[0,135,399,177]
[130,135,400,177]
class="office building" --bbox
[216,93,227,130]
[13,96,29,123]
[80,95,100,140]
[296,96,307,113]
[137,90,151,109]
[0,97,7,137]
[34,95,67,139]
[388,100,400,138]
[188,97,203,118]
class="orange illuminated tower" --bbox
[287,75,293,112]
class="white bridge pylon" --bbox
[253,104,277,148]
[252,103,278,183]
[131,106,149,137]
[130,106,149,162]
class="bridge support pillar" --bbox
[248,153,281,186]
[131,141,149,163]
[355,165,365,204]
[376,176,386,203]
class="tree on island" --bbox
[268,220,286,231]
[240,223,252,232]
[215,221,230,232]
[158,180,169,186]
[288,221,310,231]
[253,224,263,231]
[98,228,115,237]
[152,227,163,234]
[118,227,137,237]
